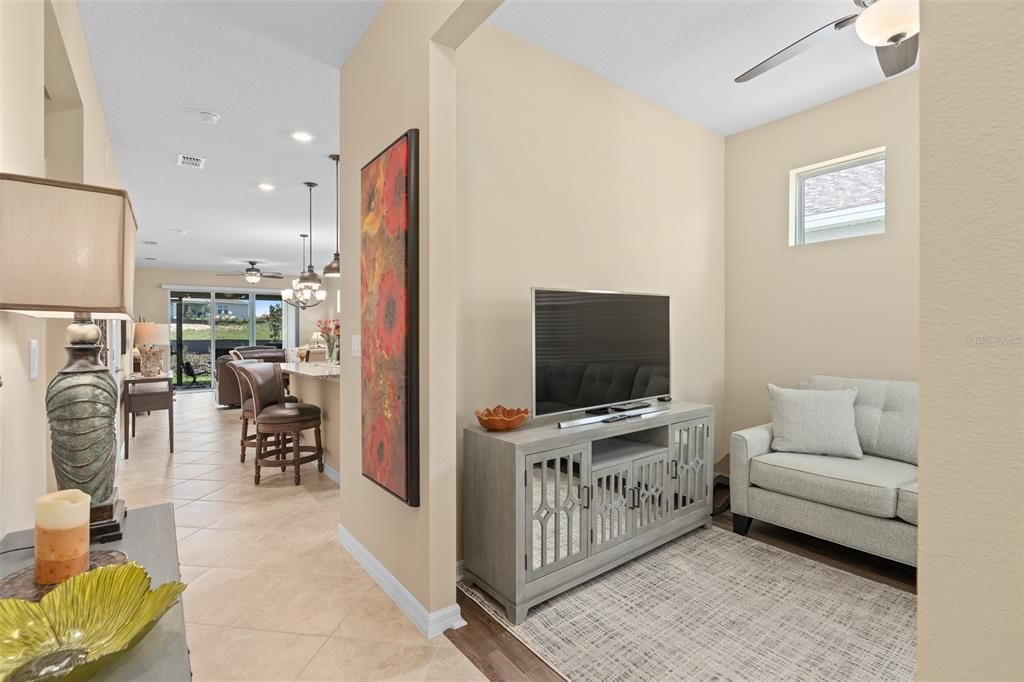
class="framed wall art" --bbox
[360,129,420,506]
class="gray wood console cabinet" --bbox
[462,402,714,624]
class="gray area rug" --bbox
[460,527,915,681]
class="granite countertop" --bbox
[279,362,341,380]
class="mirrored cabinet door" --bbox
[525,445,590,582]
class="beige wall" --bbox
[0,0,120,534]
[455,24,726,555]
[340,0,464,614]
[918,2,1023,679]
[724,73,919,437]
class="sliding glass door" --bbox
[170,291,213,388]
[168,289,290,389]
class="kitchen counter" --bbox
[280,362,341,479]
[279,361,341,381]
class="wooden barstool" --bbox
[229,359,296,463]
[234,363,323,485]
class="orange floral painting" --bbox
[360,130,419,506]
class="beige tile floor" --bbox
[118,390,484,682]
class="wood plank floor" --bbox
[446,459,917,680]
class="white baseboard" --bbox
[322,461,340,484]
[336,523,466,639]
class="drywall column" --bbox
[917,1,1024,679]
[338,0,495,627]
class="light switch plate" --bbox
[351,334,361,357]
[29,339,39,380]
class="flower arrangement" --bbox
[316,319,341,364]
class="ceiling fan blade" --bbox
[735,14,859,83]
[875,33,919,77]
[261,273,285,279]
[215,273,242,276]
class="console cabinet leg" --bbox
[733,514,753,535]
[508,604,528,625]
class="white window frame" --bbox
[789,147,886,246]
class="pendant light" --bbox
[282,234,326,309]
[323,153,341,278]
[282,180,327,309]
[296,181,323,289]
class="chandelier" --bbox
[282,182,327,309]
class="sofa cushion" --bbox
[541,363,587,408]
[749,452,918,518]
[768,384,863,458]
[897,481,918,526]
[804,375,918,464]
[575,363,638,408]
[630,365,670,400]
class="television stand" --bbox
[462,401,714,624]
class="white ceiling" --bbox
[81,0,913,273]
[488,0,917,137]
[79,0,381,273]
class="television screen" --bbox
[533,289,670,417]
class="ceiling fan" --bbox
[215,260,284,284]
[735,0,920,83]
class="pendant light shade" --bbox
[323,153,342,278]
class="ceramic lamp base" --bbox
[139,347,164,377]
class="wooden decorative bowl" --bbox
[475,406,530,432]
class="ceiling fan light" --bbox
[244,272,262,284]
[323,253,341,278]
[856,0,920,47]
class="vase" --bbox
[46,324,117,507]
[324,336,338,365]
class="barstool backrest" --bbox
[228,359,261,406]
[234,363,284,415]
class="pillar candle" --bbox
[34,489,91,585]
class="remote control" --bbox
[602,415,629,423]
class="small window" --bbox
[790,148,886,245]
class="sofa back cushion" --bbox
[574,363,638,408]
[804,375,918,464]
[630,365,670,400]
[540,363,587,407]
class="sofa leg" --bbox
[733,514,753,536]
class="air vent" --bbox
[142,240,158,246]
[176,154,205,169]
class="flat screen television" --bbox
[533,288,670,417]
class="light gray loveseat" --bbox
[730,375,918,566]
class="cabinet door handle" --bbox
[670,459,679,479]
[582,485,591,509]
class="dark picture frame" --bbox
[360,129,420,507]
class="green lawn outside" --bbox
[177,321,280,342]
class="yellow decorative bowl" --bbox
[0,562,185,681]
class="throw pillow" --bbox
[768,384,863,458]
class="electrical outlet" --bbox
[29,339,39,380]
[351,334,361,357]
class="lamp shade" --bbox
[0,174,136,318]
[855,0,920,47]
[133,322,169,346]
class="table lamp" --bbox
[0,173,136,541]
[133,322,170,377]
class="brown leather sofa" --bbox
[215,346,287,406]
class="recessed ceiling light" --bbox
[257,182,275,192]
[198,110,221,125]
[290,130,314,143]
